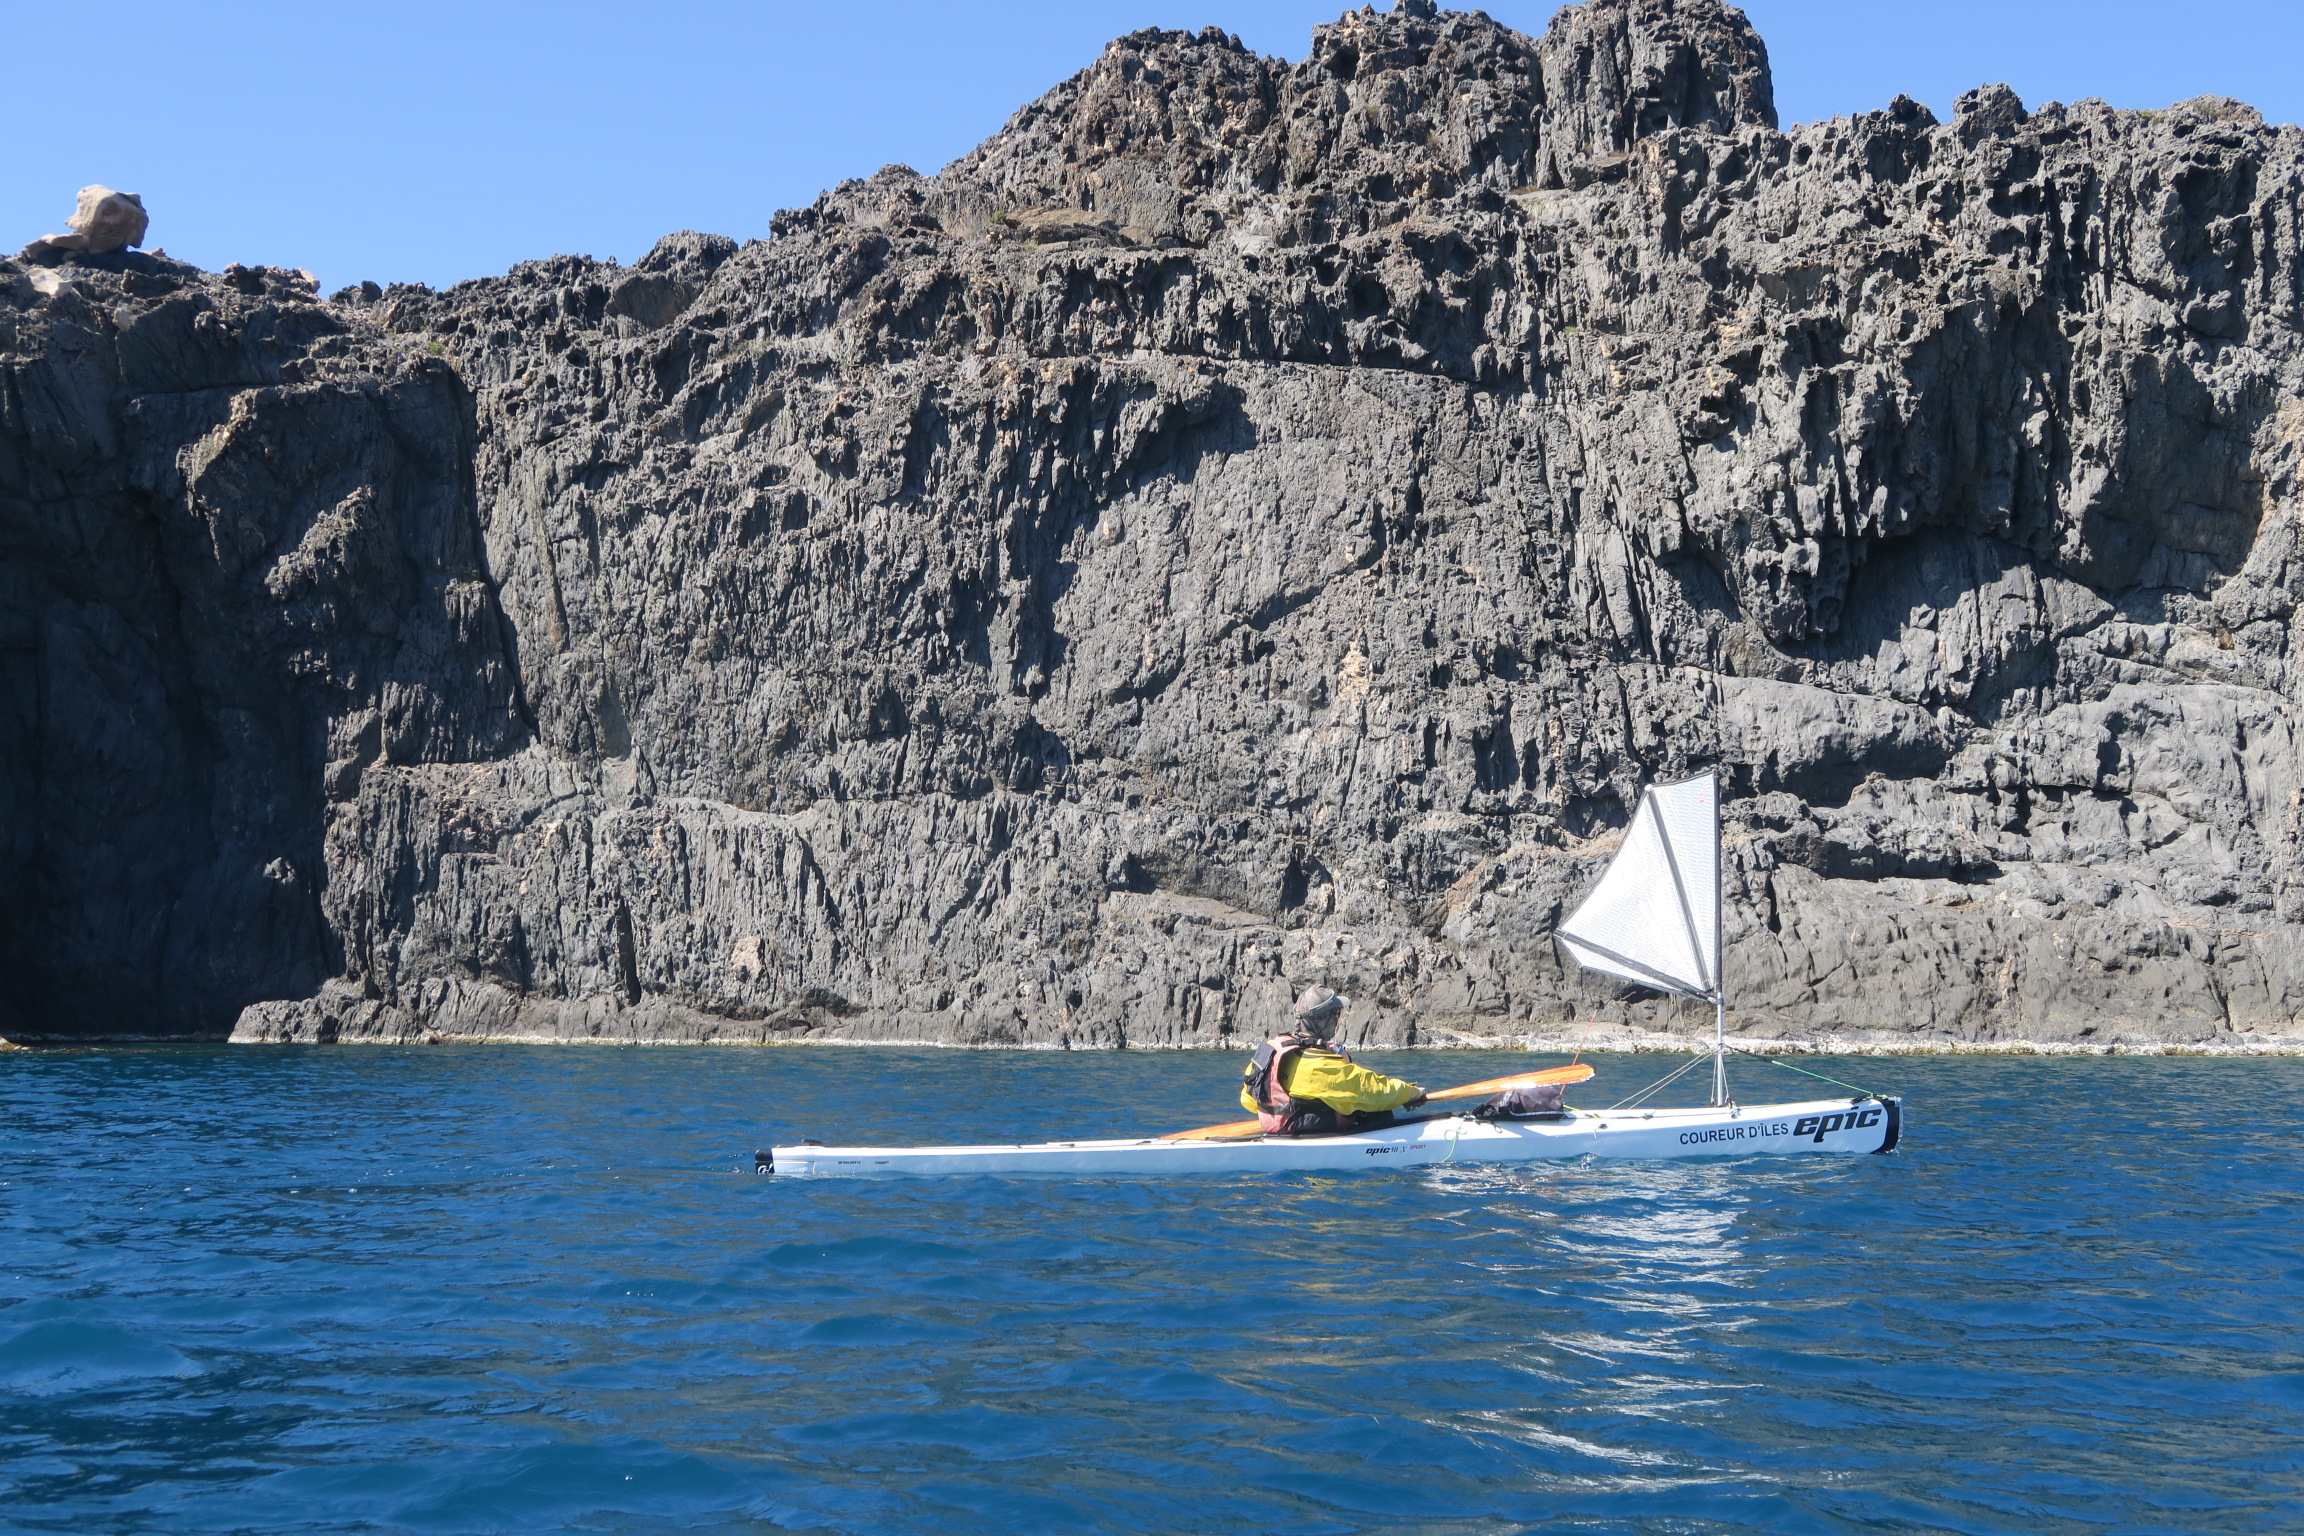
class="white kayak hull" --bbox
[763,1096,1900,1178]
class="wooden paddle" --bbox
[1160,1063,1595,1141]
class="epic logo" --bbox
[1792,1108,1883,1142]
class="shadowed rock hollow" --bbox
[3,0,2300,1050]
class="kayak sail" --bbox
[1553,772,1719,1000]
[1555,771,1730,1104]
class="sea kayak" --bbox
[759,1094,1901,1177]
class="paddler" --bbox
[1241,986,1427,1135]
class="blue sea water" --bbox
[1,1045,2298,1535]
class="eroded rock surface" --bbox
[5,0,2300,1049]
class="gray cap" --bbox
[1293,985,1347,1022]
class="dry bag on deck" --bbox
[1473,1082,1567,1119]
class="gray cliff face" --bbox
[4,0,2300,1050]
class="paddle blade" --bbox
[1159,1064,1595,1141]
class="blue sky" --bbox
[9,1,2298,292]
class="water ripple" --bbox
[2,1046,2299,1534]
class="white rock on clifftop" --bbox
[20,185,148,260]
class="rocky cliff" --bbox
[5,0,2300,1051]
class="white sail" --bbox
[1555,771,1720,1001]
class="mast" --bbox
[1712,766,1727,1107]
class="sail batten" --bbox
[1555,771,1721,1002]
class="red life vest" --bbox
[1243,1032,1351,1134]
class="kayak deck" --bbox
[763,1096,1900,1177]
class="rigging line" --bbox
[1605,1050,1709,1110]
[1724,1046,1886,1101]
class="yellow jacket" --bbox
[1240,1046,1422,1115]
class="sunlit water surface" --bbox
[2,1045,2298,1535]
